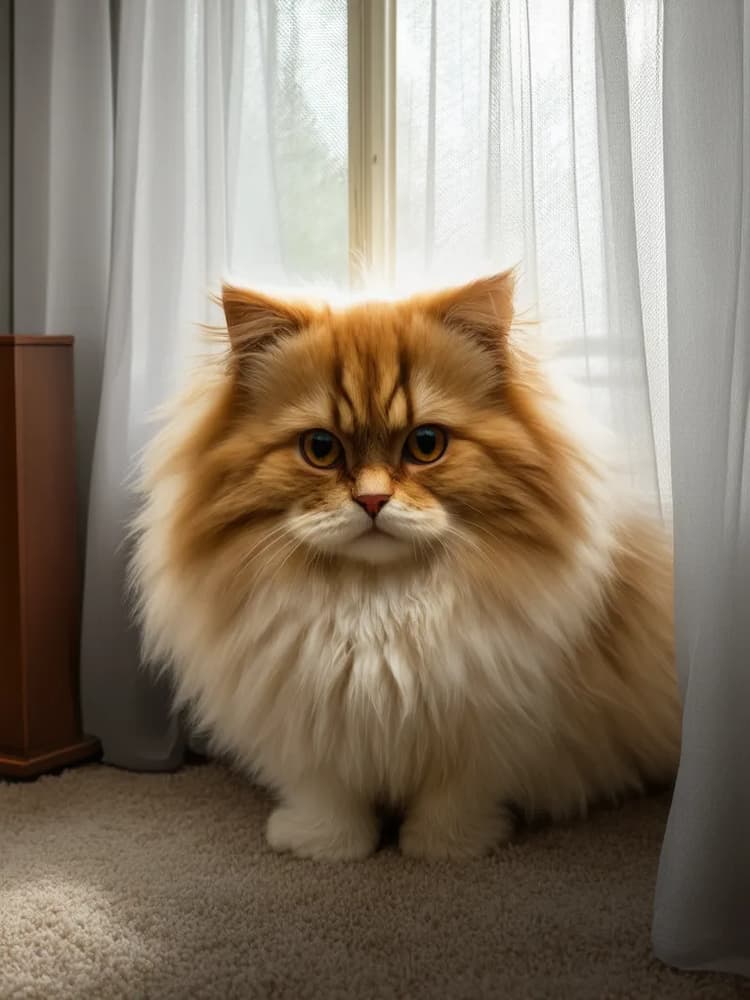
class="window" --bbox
[265,0,668,500]
[155,0,666,501]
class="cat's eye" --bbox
[403,425,448,465]
[300,429,343,469]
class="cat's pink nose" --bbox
[354,494,391,518]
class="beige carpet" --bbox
[1,764,748,1000]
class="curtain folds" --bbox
[13,0,113,542]
[395,0,670,507]
[652,0,750,976]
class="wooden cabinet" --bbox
[0,335,99,777]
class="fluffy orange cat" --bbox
[132,272,681,860]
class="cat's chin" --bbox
[335,528,412,566]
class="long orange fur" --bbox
[131,273,681,860]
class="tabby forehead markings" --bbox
[334,395,356,436]
[331,342,356,435]
[328,338,415,440]
[386,386,409,429]
[382,345,414,429]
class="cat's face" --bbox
[175,274,584,579]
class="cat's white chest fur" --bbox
[163,561,593,806]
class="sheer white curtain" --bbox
[395,0,670,511]
[13,0,113,542]
[653,0,750,976]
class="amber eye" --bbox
[403,425,448,465]
[300,429,343,469]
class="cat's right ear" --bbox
[220,285,311,354]
[424,270,516,349]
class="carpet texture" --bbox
[1,763,748,1000]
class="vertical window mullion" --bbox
[347,0,396,288]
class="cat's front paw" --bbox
[266,805,379,861]
[399,809,514,861]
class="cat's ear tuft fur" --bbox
[221,285,311,354]
[423,269,516,348]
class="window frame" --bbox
[347,0,397,287]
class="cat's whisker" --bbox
[239,524,297,571]
[250,535,301,577]
[441,525,502,577]
[263,539,306,591]
[241,540,305,607]
[239,530,300,581]
[232,525,290,569]
[455,518,506,550]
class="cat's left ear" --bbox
[221,284,312,355]
[425,269,516,348]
